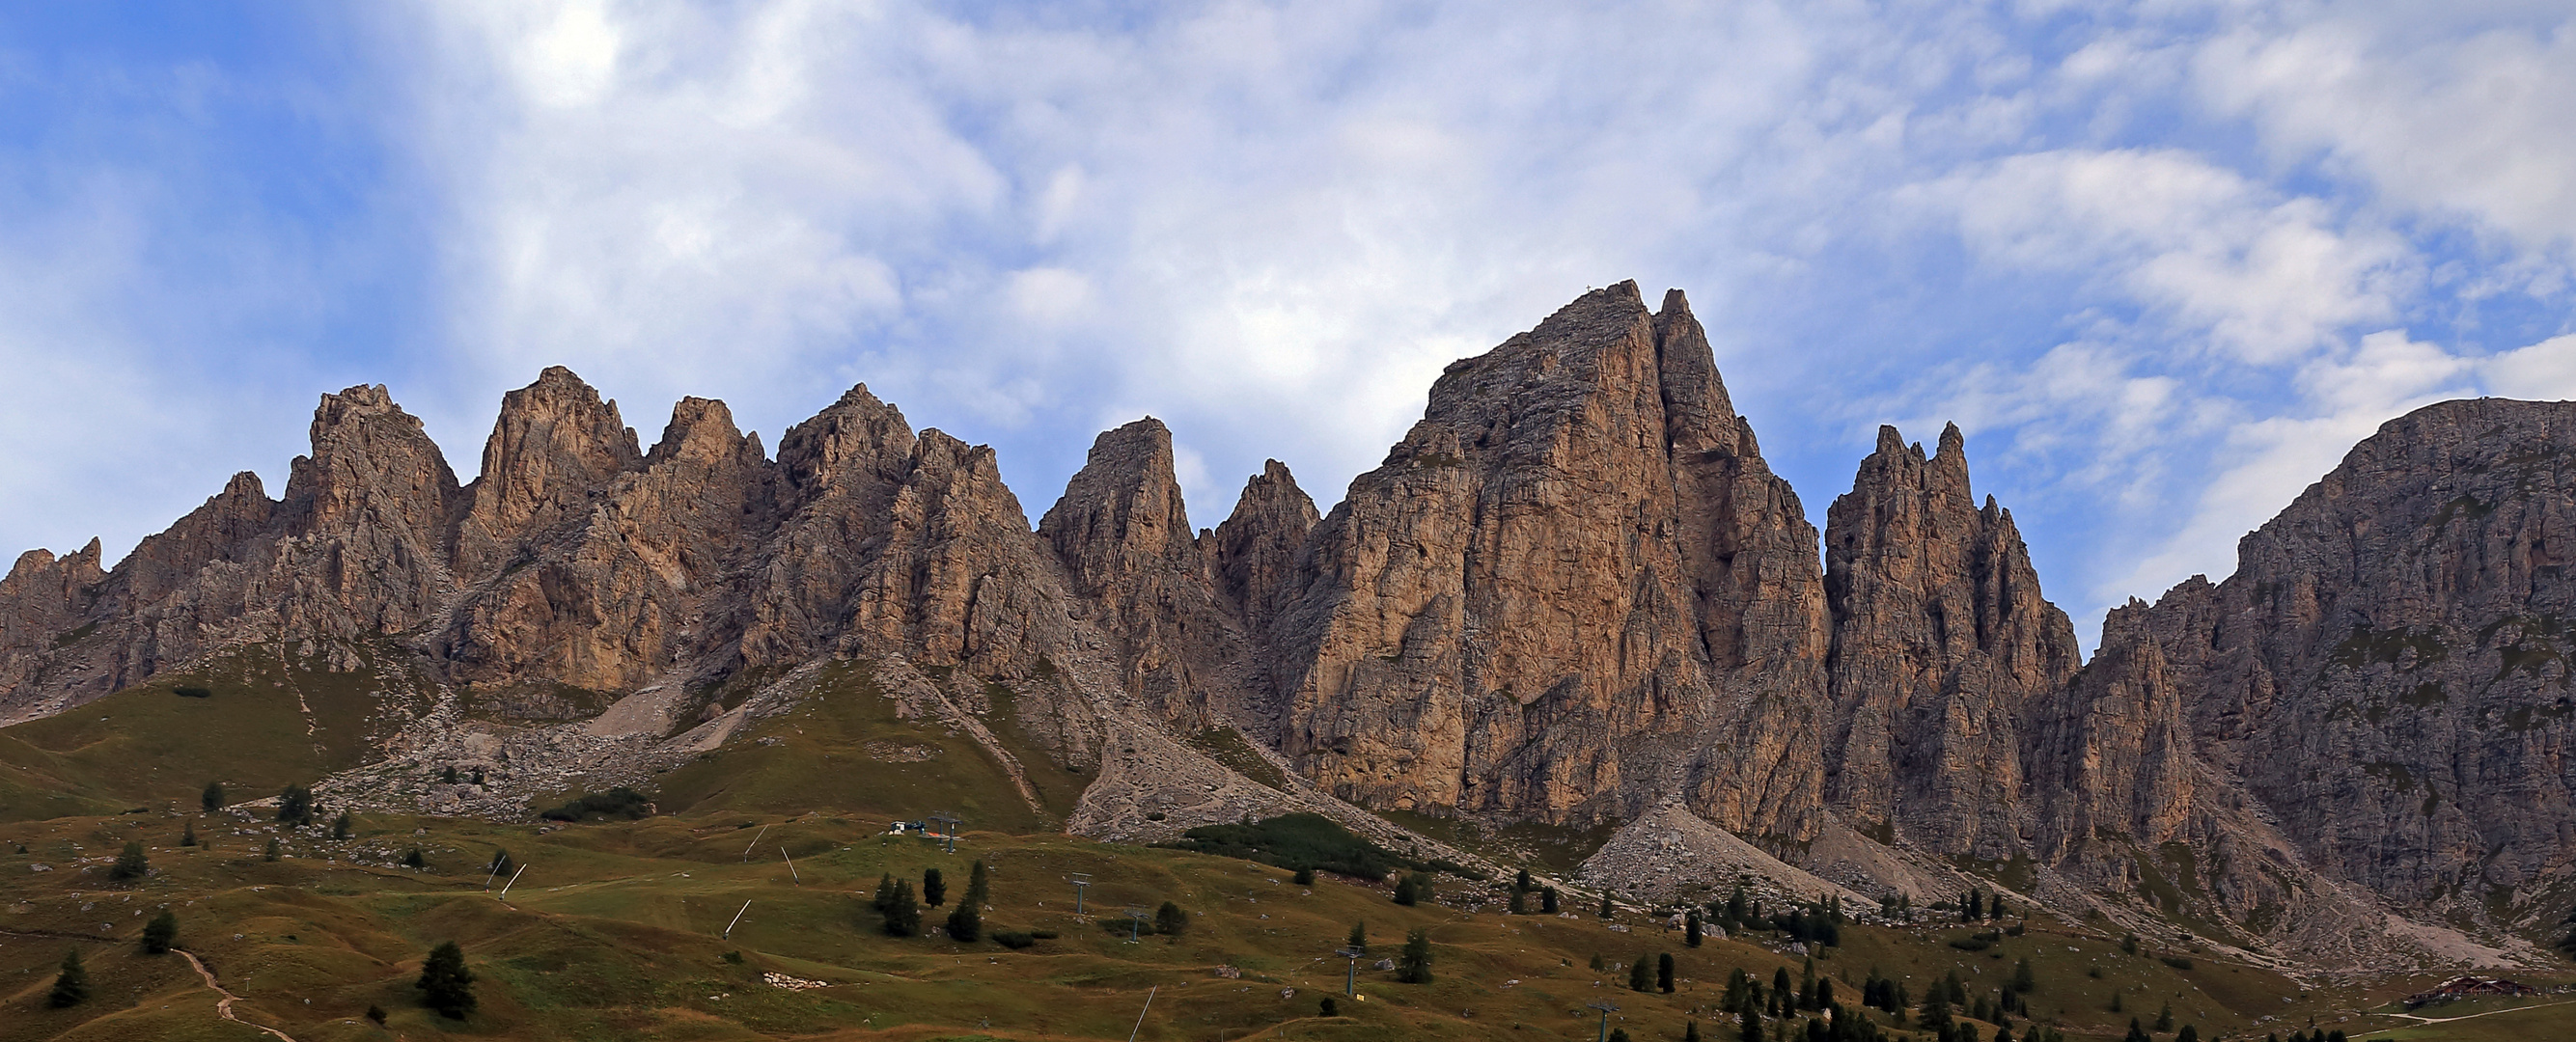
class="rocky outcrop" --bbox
[1039,419,1256,727]
[259,383,464,641]
[435,393,776,693]
[1269,282,1832,836]
[0,541,105,707]
[451,365,644,577]
[1210,460,1319,635]
[1821,424,2080,858]
[2043,399,2576,934]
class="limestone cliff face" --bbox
[1269,282,1831,836]
[451,365,645,578]
[2049,399,2576,927]
[1822,424,2081,858]
[1210,460,1319,636]
[0,541,104,704]
[436,391,776,693]
[1039,419,1256,727]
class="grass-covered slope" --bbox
[0,642,413,822]
[7,803,2557,1042]
[652,662,1061,832]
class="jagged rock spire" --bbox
[1821,421,2078,858]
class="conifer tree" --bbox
[2012,957,2036,993]
[945,899,982,943]
[47,949,88,1007]
[330,810,352,840]
[873,872,897,913]
[201,781,224,812]
[1774,966,1794,1005]
[1398,926,1434,984]
[110,840,149,882]
[1515,866,1535,892]
[1686,1020,1702,1042]
[1509,888,1527,914]
[2124,1018,2149,1042]
[1541,887,1560,914]
[2176,1027,2200,1042]
[1628,953,1651,991]
[1739,1004,1761,1042]
[276,784,314,827]
[1294,866,1316,886]
[966,860,990,906]
[883,880,921,936]
[923,866,946,907]
[143,910,178,954]
[1600,891,1616,919]
[181,820,198,847]
[1155,900,1189,937]
[1687,908,1703,946]
[1659,952,1676,993]
[1346,920,1368,956]
[263,836,280,862]
[402,848,427,869]
[418,941,477,1019]
[2154,1002,2174,1031]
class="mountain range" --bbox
[5,281,2569,972]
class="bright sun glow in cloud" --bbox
[0,1,2570,646]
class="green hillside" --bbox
[0,643,410,822]
[5,803,2547,1041]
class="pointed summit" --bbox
[1822,422,2077,856]
[456,368,644,573]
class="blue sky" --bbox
[3,1,2572,645]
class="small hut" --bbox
[2401,975,2537,1008]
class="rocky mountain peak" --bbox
[281,383,459,543]
[1211,459,1317,632]
[1040,418,1255,727]
[648,397,757,466]
[1040,418,1197,596]
[1273,283,1832,834]
[775,383,916,493]
[456,367,645,574]
[1822,422,2078,856]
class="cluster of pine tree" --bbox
[872,873,923,936]
[1392,870,1434,906]
[1706,886,1844,946]
[1957,887,2010,921]
[1503,866,1563,915]
[1716,965,1894,1042]
[1620,951,1678,993]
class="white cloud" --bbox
[1935,149,2412,365]
[2196,11,2576,250]
[2482,334,2576,400]
[2106,330,2478,606]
